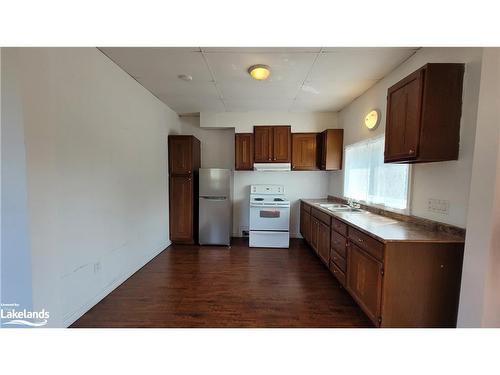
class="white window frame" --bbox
[342,135,413,215]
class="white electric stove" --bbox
[249,184,290,248]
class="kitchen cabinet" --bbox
[310,217,319,253]
[317,129,343,170]
[168,135,200,244]
[254,126,291,163]
[299,200,464,327]
[385,63,465,163]
[169,136,196,175]
[300,203,311,242]
[317,220,331,266]
[235,133,254,170]
[291,133,318,170]
[346,242,384,326]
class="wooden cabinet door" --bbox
[318,220,331,265]
[169,136,192,175]
[347,242,384,326]
[273,126,291,162]
[310,217,319,252]
[169,175,193,242]
[292,133,317,170]
[235,133,254,170]
[385,69,424,162]
[317,129,343,170]
[300,209,311,242]
[254,126,273,162]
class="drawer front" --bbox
[301,201,311,214]
[331,249,347,272]
[331,230,347,258]
[331,217,347,236]
[348,227,384,261]
[311,207,331,226]
[330,261,346,286]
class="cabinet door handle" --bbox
[409,149,415,154]
[357,238,363,243]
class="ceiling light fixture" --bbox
[248,64,271,81]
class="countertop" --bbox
[301,199,465,244]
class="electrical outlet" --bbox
[427,198,450,215]
[93,262,101,274]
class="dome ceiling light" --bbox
[248,64,271,81]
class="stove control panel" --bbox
[250,185,284,195]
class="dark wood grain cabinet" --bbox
[299,200,464,327]
[254,126,291,163]
[385,63,465,163]
[300,203,311,242]
[291,133,317,170]
[317,220,331,266]
[317,129,344,170]
[235,133,254,170]
[168,135,200,244]
[346,242,384,325]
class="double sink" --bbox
[316,203,365,213]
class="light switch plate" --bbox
[427,198,450,215]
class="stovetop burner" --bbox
[274,198,284,202]
[254,197,264,201]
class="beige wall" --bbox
[328,48,483,228]
[3,48,181,327]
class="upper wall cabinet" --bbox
[253,126,292,163]
[235,133,254,170]
[292,133,318,170]
[317,129,344,170]
[385,63,465,163]
[254,126,291,163]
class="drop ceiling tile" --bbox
[100,47,212,82]
[308,48,417,81]
[321,47,418,53]
[217,80,301,100]
[158,94,225,113]
[296,79,378,101]
[201,47,322,53]
[224,98,293,112]
[204,52,316,84]
[136,76,219,98]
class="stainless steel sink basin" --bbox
[318,203,348,209]
[316,203,365,213]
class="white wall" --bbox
[233,171,330,237]
[328,48,483,228]
[458,48,500,327]
[2,48,181,327]
[1,47,34,316]
[201,111,337,133]
[186,113,337,237]
[179,116,234,169]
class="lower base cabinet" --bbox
[346,243,383,326]
[317,221,330,265]
[299,201,464,328]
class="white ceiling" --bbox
[100,47,419,114]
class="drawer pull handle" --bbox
[357,238,363,243]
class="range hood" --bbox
[253,163,291,172]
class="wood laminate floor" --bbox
[71,238,372,328]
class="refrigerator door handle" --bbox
[200,196,227,201]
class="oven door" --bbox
[249,204,290,231]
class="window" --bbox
[344,136,410,211]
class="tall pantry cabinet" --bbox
[168,135,201,244]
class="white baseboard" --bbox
[63,241,171,327]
